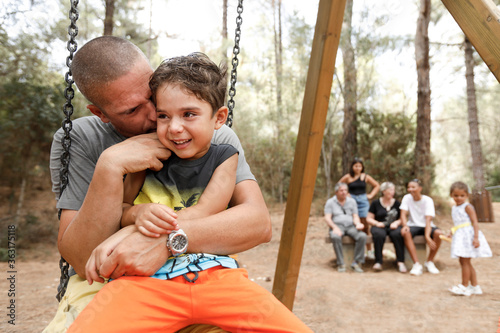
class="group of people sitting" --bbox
[324,159,442,275]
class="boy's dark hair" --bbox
[450,181,469,195]
[149,52,228,115]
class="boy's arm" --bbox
[178,154,237,220]
[122,171,179,237]
[424,216,437,250]
[122,171,146,227]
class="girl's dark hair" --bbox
[349,157,365,177]
[450,181,469,195]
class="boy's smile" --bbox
[155,83,227,160]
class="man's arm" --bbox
[58,134,171,277]
[98,179,272,279]
[324,213,336,230]
[352,213,363,230]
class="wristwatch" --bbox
[167,229,188,257]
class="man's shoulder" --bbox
[213,124,237,142]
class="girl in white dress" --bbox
[448,182,492,296]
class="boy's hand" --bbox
[426,236,437,251]
[135,203,179,237]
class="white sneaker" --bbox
[424,261,440,274]
[449,284,472,296]
[366,250,375,260]
[410,262,423,276]
[468,285,483,295]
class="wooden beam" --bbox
[272,0,346,310]
[441,0,500,82]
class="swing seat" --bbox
[177,325,228,333]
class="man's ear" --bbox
[87,104,110,123]
[213,106,228,130]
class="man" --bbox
[44,36,283,332]
[400,179,442,276]
[324,182,367,273]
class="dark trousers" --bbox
[371,226,405,264]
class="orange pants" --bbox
[67,267,312,333]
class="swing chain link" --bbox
[56,0,79,303]
[227,0,244,128]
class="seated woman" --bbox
[366,182,407,273]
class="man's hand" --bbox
[97,231,170,280]
[99,133,171,176]
[332,227,343,237]
[85,226,136,284]
[355,222,364,231]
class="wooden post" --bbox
[441,0,500,82]
[272,0,346,310]
[471,190,495,222]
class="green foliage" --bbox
[0,80,65,186]
[486,169,500,202]
[246,132,296,203]
[357,108,416,197]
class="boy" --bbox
[69,53,312,333]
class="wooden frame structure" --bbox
[272,0,500,310]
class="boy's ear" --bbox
[213,106,228,130]
[87,104,111,123]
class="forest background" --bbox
[1,0,500,256]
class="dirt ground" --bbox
[1,201,499,333]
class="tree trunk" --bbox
[104,0,115,36]
[322,127,333,198]
[414,0,432,189]
[222,0,228,70]
[340,0,357,175]
[273,0,284,204]
[13,177,26,226]
[464,36,486,191]
[147,0,153,60]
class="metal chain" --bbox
[56,0,79,302]
[226,0,244,128]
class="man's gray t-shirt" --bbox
[324,196,358,227]
[50,116,255,210]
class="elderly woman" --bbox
[366,182,407,273]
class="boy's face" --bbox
[407,181,422,198]
[155,83,227,160]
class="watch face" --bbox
[171,234,188,252]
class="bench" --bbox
[325,235,426,268]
